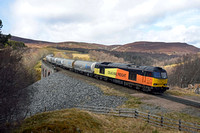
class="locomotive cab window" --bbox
[153,72,161,78]
[161,72,167,79]
[129,71,137,81]
[100,67,105,74]
[153,72,167,79]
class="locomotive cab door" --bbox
[142,71,146,83]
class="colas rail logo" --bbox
[108,71,116,75]
[117,72,126,77]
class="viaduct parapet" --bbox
[41,60,57,78]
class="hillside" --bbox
[57,41,107,50]
[11,36,106,49]
[10,36,200,54]
[16,108,174,133]
[114,41,200,54]
[10,36,54,44]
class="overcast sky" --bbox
[0,0,200,47]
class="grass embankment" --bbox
[166,87,200,97]
[89,82,200,124]
[34,61,42,80]
[164,112,200,125]
[88,82,142,108]
[16,108,174,133]
[22,48,51,81]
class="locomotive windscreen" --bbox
[153,72,167,79]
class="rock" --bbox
[194,84,200,94]
[187,84,193,90]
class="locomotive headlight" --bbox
[164,84,167,86]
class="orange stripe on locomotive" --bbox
[114,68,153,87]
[95,68,153,86]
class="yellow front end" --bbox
[152,78,168,87]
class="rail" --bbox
[76,105,200,133]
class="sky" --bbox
[0,0,200,47]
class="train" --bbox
[46,54,169,94]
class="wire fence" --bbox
[76,105,200,133]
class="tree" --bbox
[0,49,35,131]
[0,19,2,33]
[168,54,200,88]
[0,19,3,46]
[0,19,11,47]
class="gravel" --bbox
[26,72,127,115]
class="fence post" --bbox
[134,110,138,118]
[118,109,121,116]
[179,119,182,131]
[160,116,164,127]
[147,112,150,123]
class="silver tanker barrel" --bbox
[74,60,97,74]
[63,59,76,69]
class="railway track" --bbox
[158,94,200,108]
[54,65,200,109]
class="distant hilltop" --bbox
[113,41,200,54]
[11,36,200,54]
[11,36,54,44]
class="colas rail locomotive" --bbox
[45,54,169,94]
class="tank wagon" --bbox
[45,55,169,93]
[62,59,75,70]
[55,58,64,66]
[74,60,97,76]
[46,54,54,62]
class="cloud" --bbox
[9,0,200,47]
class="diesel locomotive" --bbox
[46,55,169,93]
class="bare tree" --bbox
[168,54,200,88]
[89,50,125,63]
[0,48,34,131]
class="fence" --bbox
[76,105,200,133]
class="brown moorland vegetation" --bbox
[11,36,200,54]
[114,41,200,54]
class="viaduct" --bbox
[41,60,57,79]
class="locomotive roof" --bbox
[98,62,164,72]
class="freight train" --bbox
[46,54,169,94]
